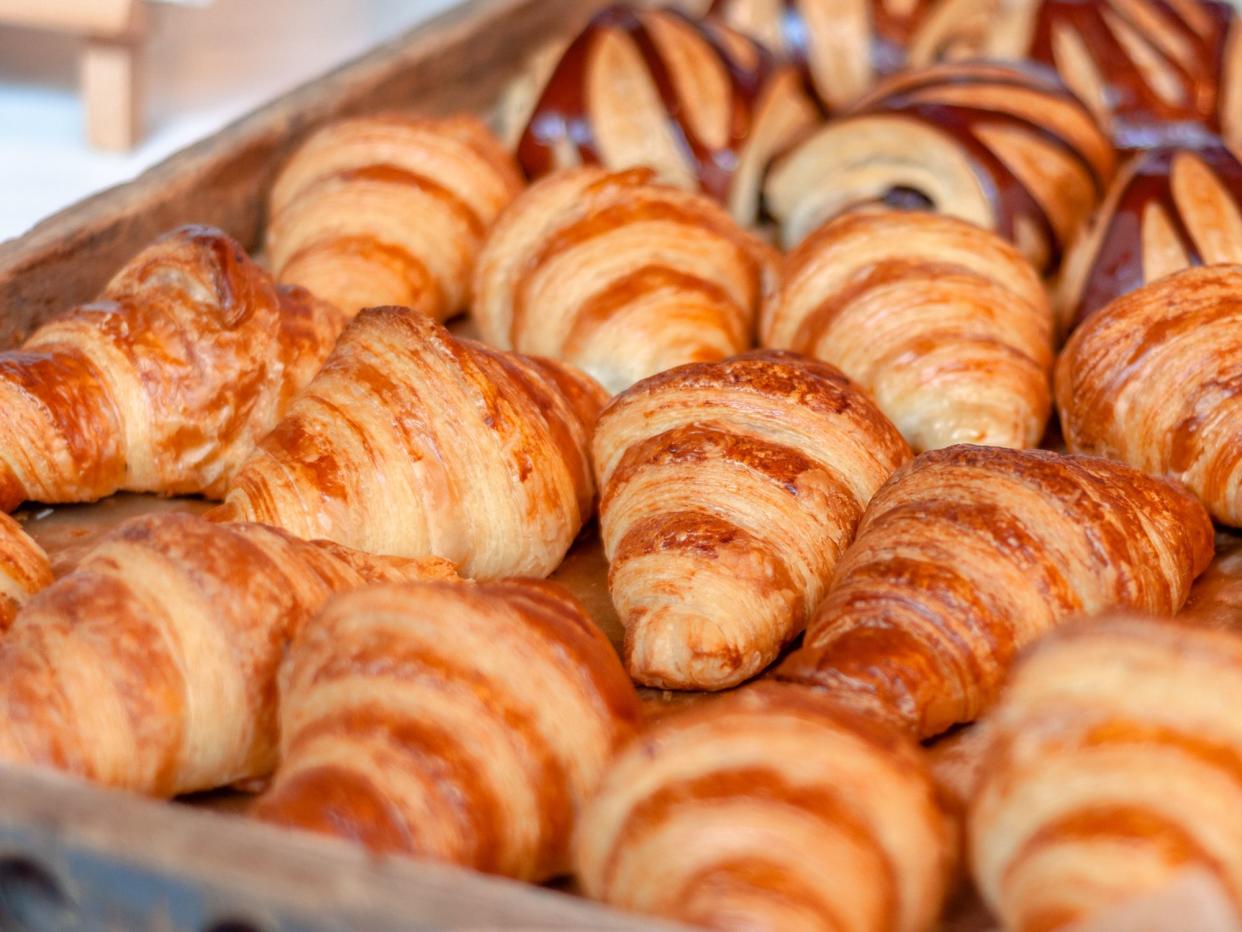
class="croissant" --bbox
[214,307,605,579]
[0,513,52,630]
[763,210,1053,452]
[472,167,777,394]
[575,683,953,932]
[0,512,455,797]
[266,115,523,321]
[970,615,1242,931]
[778,444,1214,739]
[1056,265,1242,526]
[593,351,911,690]
[253,578,640,882]
[1179,537,1242,631]
[511,5,818,226]
[1058,142,1242,335]
[0,225,345,512]
[765,62,1117,274]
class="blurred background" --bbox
[0,0,462,241]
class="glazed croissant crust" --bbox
[0,513,52,630]
[593,350,911,690]
[575,683,953,932]
[267,115,523,321]
[254,578,640,882]
[1056,265,1242,526]
[763,210,1053,452]
[472,166,776,394]
[0,512,455,797]
[778,444,1214,739]
[0,225,345,511]
[215,307,606,579]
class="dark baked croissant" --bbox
[511,4,818,225]
[1056,265,1242,526]
[1058,142,1242,334]
[472,167,777,394]
[763,210,1053,452]
[575,683,953,932]
[214,307,605,579]
[970,615,1242,931]
[0,226,345,512]
[765,62,1117,274]
[0,512,455,797]
[253,578,640,882]
[593,351,911,690]
[266,115,523,321]
[0,513,51,630]
[778,444,1214,739]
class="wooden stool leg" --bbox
[82,34,143,151]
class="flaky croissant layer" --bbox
[0,513,52,630]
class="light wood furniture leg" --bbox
[82,33,143,151]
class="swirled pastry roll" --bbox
[778,444,1214,739]
[472,167,776,394]
[763,210,1053,452]
[1056,265,1242,525]
[1058,143,1242,334]
[253,579,640,882]
[266,115,523,321]
[512,5,818,226]
[593,351,911,690]
[0,226,344,511]
[766,62,1116,273]
[575,683,953,932]
[970,616,1242,931]
[0,512,455,797]
[0,513,52,630]
[215,307,605,579]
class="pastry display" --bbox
[254,578,640,882]
[763,210,1053,451]
[765,62,1117,274]
[778,444,1214,738]
[511,5,818,225]
[266,115,522,321]
[0,513,52,629]
[472,166,776,394]
[1056,265,1242,525]
[214,307,604,579]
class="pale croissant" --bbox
[593,351,911,690]
[763,210,1053,452]
[472,166,776,394]
[0,513,52,630]
[779,444,1214,738]
[0,512,455,797]
[266,114,522,321]
[576,683,953,932]
[0,225,345,511]
[253,578,640,882]
[214,307,605,579]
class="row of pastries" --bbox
[1,0,1242,929]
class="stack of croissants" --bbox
[5,0,1242,928]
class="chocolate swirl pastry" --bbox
[985,0,1240,151]
[1058,142,1242,334]
[765,61,1117,273]
[514,4,818,225]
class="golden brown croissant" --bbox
[214,307,605,579]
[266,115,523,321]
[1058,143,1242,335]
[1056,265,1242,526]
[0,513,52,630]
[1178,536,1242,631]
[778,444,1214,739]
[472,167,777,394]
[0,512,455,797]
[511,5,818,226]
[765,62,1117,274]
[763,210,1053,452]
[575,683,953,932]
[970,615,1242,931]
[0,225,345,512]
[253,578,640,882]
[593,351,911,690]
